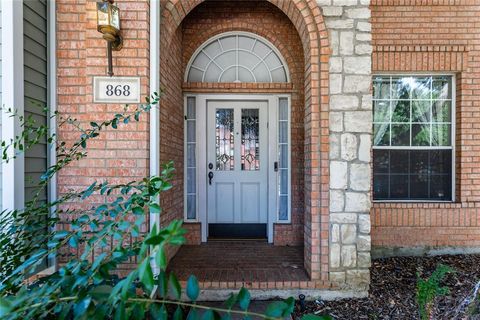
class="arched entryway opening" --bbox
[160,0,330,285]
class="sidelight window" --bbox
[185,97,197,220]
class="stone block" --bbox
[330,134,341,159]
[330,243,341,268]
[330,112,343,132]
[345,8,371,19]
[341,224,357,244]
[322,6,343,16]
[356,33,372,42]
[355,43,373,55]
[357,21,371,32]
[330,213,358,224]
[357,252,371,268]
[344,111,372,133]
[344,75,371,94]
[330,95,359,111]
[331,223,340,242]
[341,133,357,161]
[358,134,371,162]
[329,57,343,73]
[340,31,354,55]
[329,271,346,283]
[330,190,345,212]
[341,245,357,267]
[332,0,358,5]
[358,214,371,234]
[346,270,370,288]
[357,234,371,252]
[326,19,354,30]
[330,161,348,189]
[345,192,370,212]
[330,74,343,94]
[344,57,371,75]
[350,163,371,191]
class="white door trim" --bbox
[185,93,288,243]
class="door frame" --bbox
[184,94,291,243]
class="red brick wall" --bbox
[180,0,305,246]
[159,3,184,240]
[371,1,480,250]
[56,0,150,272]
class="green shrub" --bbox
[416,264,454,320]
[0,93,301,319]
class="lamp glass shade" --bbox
[96,2,120,35]
[110,6,120,30]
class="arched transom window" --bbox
[186,32,290,83]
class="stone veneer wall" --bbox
[319,0,373,289]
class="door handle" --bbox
[208,171,214,185]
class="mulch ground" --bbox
[293,254,480,320]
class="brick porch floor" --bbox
[168,241,309,284]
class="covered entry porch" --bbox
[168,241,309,287]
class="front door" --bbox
[206,100,268,239]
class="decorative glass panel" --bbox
[186,97,197,219]
[216,109,234,171]
[372,76,454,201]
[187,33,288,83]
[241,109,260,171]
[278,98,289,221]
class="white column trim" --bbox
[2,0,24,211]
[47,0,57,269]
[149,0,161,231]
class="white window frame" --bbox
[372,73,456,203]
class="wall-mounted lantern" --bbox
[96,0,123,76]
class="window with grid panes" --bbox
[372,75,454,201]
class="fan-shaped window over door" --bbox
[186,32,290,83]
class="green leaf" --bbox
[138,259,154,292]
[0,298,13,317]
[224,293,237,310]
[283,297,295,317]
[132,207,144,215]
[238,287,251,311]
[145,234,164,246]
[169,273,182,299]
[74,297,92,318]
[53,230,69,239]
[187,308,199,320]
[149,203,162,214]
[173,306,183,320]
[265,301,288,318]
[68,236,78,248]
[149,304,167,320]
[91,285,113,301]
[92,253,107,270]
[186,275,200,301]
[158,271,168,298]
[202,310,221,320]
[155,246,167,271]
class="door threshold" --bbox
[207,237,268,242]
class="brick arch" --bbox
[161,0,330,282]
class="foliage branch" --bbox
[0,93,329,320]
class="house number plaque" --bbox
[93,76,141,103]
